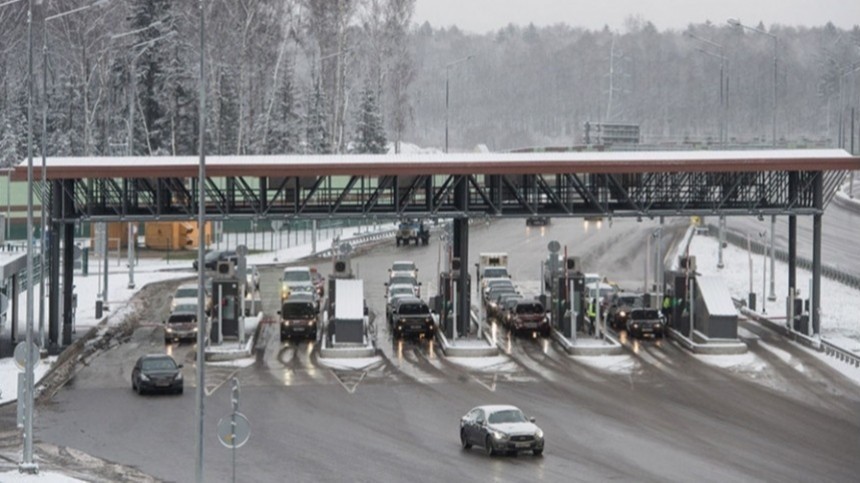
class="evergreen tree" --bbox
[305,81,331,154]
[266,61,302,154]
[351,84,387,154]
[128,0,174,155]
[0,114,19,168]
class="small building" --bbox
[693,276,738,339]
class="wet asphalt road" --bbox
[10,218,860,482]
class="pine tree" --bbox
[266,61,302,154]
[0,114,19,168]
[128,0,174,155]
[351,84,387,154]
[305,81,331,154]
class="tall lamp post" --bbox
[684,31,729,146]
[22,0,39,473]
[445,55,474,153]
[196,1,207,482]
[40,0,110,357]
[728,18,778,147]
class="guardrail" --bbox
[733,297,860,368]
[707,224,860,291]
[313,228,400,258]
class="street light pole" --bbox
[22,0,38,472]
[684,31,729,146]
[728,18,778,147]
[195,1,207,482]
[444,55,474,153]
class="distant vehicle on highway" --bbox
[396,220,430,246]
[626,308,665,339]
[131,354,183,395]
[525,216,550,227]
[459,405,544,457]
[389,261,418,278]
[192,250,237,271]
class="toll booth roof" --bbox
[334,279,364,320]
[696,276,738,317]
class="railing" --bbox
[314,228,400,259]
[708,224,860,291]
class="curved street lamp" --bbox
[728,18,778,147]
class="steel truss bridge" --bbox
[9,149,860,352]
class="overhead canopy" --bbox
[11,149,859,181]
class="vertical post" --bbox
[768,216,776,301]
[195,1,207,482]
[761,231,767,314]
[747,233,755,310]
[22,0,37,471]
[772,36,778,147]
[311,220,317,253]
[812,172,823,337]
[445,66,449,154]
[644,234,650,292]
[127,223,135,289]
[717,216,725,269]
[102,225,108,307]
[39,22,47,354]
[689,278,695,339]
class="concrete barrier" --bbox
[551,329,624,356]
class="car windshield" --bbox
[142,358,177,371]
[390,287,414,297]
[283,271,311,282]
[488,280,514,289]
[483,268,508,278]
[399,303,429,315]
[631,309,661,320]
[392,263,414,272]
[204,251,221,261]
[390,276,416,286]
[516,303,544,314]
[173,304,197,313]
[168,314,195,324]
[619,296,641,306]
[175,287,198,298]
[490,287,516,297]
[282,303,316,318]
[488,409,527,424]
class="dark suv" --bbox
[607,292,644,330]
[389,297,435,339]
[193,250,237,271]
[504,300,550,336]
[279,295,319,341]
[626,308,665,339]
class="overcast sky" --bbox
[413,0,860,33]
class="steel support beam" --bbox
[788,172,797,294]
[62,179,75,346]
[49,180,61,352]
[812,172,823,337]
[454,176,470,337]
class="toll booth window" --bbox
[224,297,237,319]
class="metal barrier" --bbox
[313,229,400,259]
[707,224,860,291]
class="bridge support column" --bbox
[788,172,797,296]
[62,180,75,347]
[49,180,61,353]
[812,172,823,337]
[453,175,470,337]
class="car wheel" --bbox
[533,449,543,457]
[460,430,472,449]
[485,436,496,456]
[132,379,137,392]
[177,387,184,395]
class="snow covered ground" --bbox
[0,470,84,483]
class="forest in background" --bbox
[0,0,858,167]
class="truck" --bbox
[478,252,510,290]
[396,219,430,246]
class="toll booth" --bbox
[330,279,365,344]
[212,279,240,341]
[433,271,471,338]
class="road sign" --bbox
[218,412,251,449]
[14,341,40,372]
[270,220,284,231]
[17,373,25,428]
[547,240,561,253]
[236,244,248,257]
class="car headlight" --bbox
[491,430,508,441]
[632,323,639,329]
[165,327,173,333]
[535,428,544,439]
[140,374,150,381]
[619,311,626,317]
[283,320,291,327]
[309,320,316,326]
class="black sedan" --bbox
[460,405,544,456]
[626,308,666,339]
[131,354,184,395]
